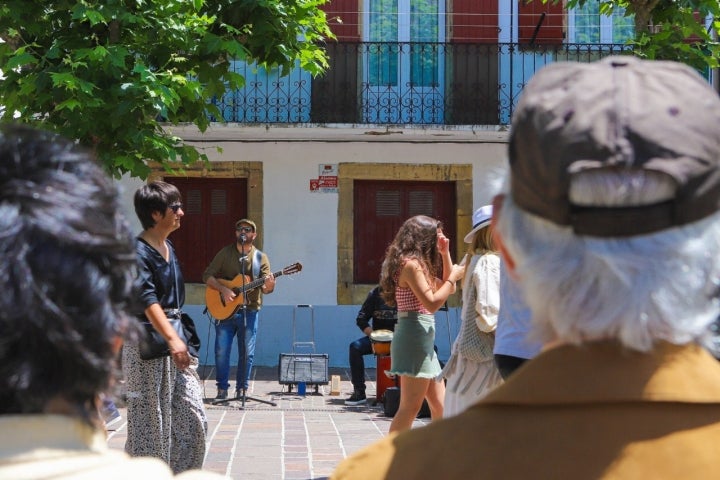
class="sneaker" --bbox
[212,389,228,404]
[344,391,367,406]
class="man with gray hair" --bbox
[331,56,720,479]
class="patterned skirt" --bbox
[122,342,207,473]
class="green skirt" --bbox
[389,312,442,378]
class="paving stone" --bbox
[107,366,431,479]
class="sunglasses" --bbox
[237,226,253,233]
[169,203,183,213]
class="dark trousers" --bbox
[494,354,528,380]
[349,336,373,393]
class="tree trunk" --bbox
[632,0,661,34]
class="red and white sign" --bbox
[318,176,337,188]
[319,164,338,177]
[311,163,339,193]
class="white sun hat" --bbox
[463,205,493,243]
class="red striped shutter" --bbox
[321,0,360,41]
[450,0,499,43]
[518,0,565,44]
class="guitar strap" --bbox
[252,248,262,279]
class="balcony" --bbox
[211,42,633,127]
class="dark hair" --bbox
[0,124,138,422]
[133,181,181,230]
[380,215,440,306]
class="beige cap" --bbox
[235,218,256,232]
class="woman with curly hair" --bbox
[380,215,465,432]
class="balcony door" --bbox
[362,0,445,124]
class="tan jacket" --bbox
[332,341,720,480]
[0,415,224,479]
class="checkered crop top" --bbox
[395,264,432,314]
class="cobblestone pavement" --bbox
[106,366,430,479]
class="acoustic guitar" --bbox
[205,262,302,321]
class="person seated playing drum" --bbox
[346,286,398,405]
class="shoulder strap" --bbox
[252,248,263,279]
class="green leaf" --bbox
[84,9,106,26]
[50,72,78,90]
[55,98,82,111]
[6,52,38,70]
[0,0,331,178]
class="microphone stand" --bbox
[237,234,276,408]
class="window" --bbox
[516,0,634,45]
[568,1,634,44]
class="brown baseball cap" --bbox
[509,55,720,237]
[235,218,257,232]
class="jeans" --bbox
[349,336,373,393]
[215,309,259,391]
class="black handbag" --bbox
[138,253,201,360]
[139,313,200,360]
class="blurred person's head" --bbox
[493,56,720,352]
[0,124,138,426]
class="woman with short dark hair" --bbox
[123,181,207,473]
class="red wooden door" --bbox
[354,180,457,284]
[165,177,248,282]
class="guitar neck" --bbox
[234,270,285,294]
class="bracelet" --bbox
[446,279,456,287]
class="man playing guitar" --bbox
[203,218,275,403]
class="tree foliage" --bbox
[556,0,720,71]
[0,0,333,178]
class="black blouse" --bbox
[135,237,185,320]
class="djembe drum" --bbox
[370,329,396,404]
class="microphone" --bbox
[240,233,247,243]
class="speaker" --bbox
[278,353,329,385]
[383,387,431,418]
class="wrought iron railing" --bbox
[211,42,633,126]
